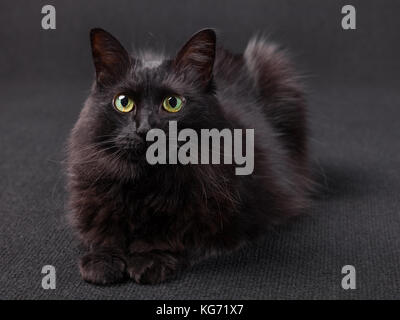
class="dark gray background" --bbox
[1,0,399,299]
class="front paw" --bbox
[127,252,181,285]
[79,250,127,285]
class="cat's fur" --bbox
[67,28,311,285]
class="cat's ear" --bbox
[174,29,216,85]
[90,28,130,86]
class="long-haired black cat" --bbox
[67,28,312,285]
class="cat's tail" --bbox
[243,37,316,200]
[243,37,308,164]
[243,37,304,98]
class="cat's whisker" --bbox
[67,139,117,154]
[66,145,119,165]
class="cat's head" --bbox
[79,28,220,170]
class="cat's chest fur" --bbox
[120,164,240,234]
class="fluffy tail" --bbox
[243,37,308,163]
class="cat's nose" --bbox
[136,122,150,135]
[135,113,151,137]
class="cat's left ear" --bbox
[90,28,131,86]
[174,29,216,85]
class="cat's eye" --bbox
[162,95,184,113]
[113,94,135,113]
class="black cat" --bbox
[67,28,312,285]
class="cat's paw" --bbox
[127,252,181,285]
[79,250,127,285]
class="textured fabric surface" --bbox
[1,0,400,299]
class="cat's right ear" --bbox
[174,29,216,86]
[90,28,130,86]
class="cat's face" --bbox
[84,28,218,164]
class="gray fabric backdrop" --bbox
[0,0,399,299]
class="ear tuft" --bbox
[174,29,216,85]
[90,28,130,86]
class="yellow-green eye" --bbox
[162,95,184,113]
[113,94,135,113]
